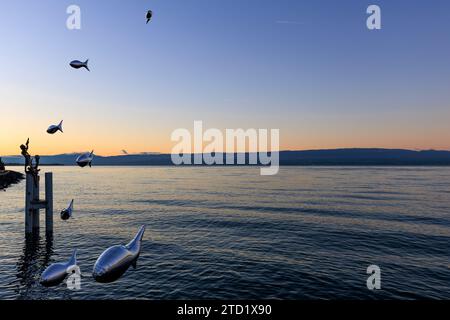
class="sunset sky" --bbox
[1,0,450,156]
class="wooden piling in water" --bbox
[32,175,40,231]
[24,172,53,234]
[45,172,53,234]
[25,173,33,234]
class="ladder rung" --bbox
[30,200,48,209]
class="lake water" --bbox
[0,166,449,299]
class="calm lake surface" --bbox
[0,166,449,299]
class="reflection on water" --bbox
[0,166,450,299]
[15,232,53,299]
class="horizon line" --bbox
[2,147,450,158]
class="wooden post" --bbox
[32,175,40,231]
[45,172,53,234]
[24,171,54,235]
[25,173,33,234]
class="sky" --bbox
[1,0,450,155]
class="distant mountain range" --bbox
[3,149,450,166]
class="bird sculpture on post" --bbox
[20,138,31,172]
[20,138,40,187]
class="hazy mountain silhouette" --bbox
[2,149,450,166]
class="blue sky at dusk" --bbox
[1,0,450,155]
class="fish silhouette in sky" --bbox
[47,120,63,134]
[146,10,153,24]
[70,59,90,71]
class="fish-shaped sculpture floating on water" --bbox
[76,151,94,168]
[47,120,63,134]
[93,225,146,283]
[40,249,78,287]
[60,199,74,220]
[70,59,90,71]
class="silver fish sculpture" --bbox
[70,59,90,71]
[60,199,74,220]
[76,150,94,168]
[47,120,63,134]
[93,225,146,283]
[40,249,78,287]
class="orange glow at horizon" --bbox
[1,91,450,156]
[3,126,450,156]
